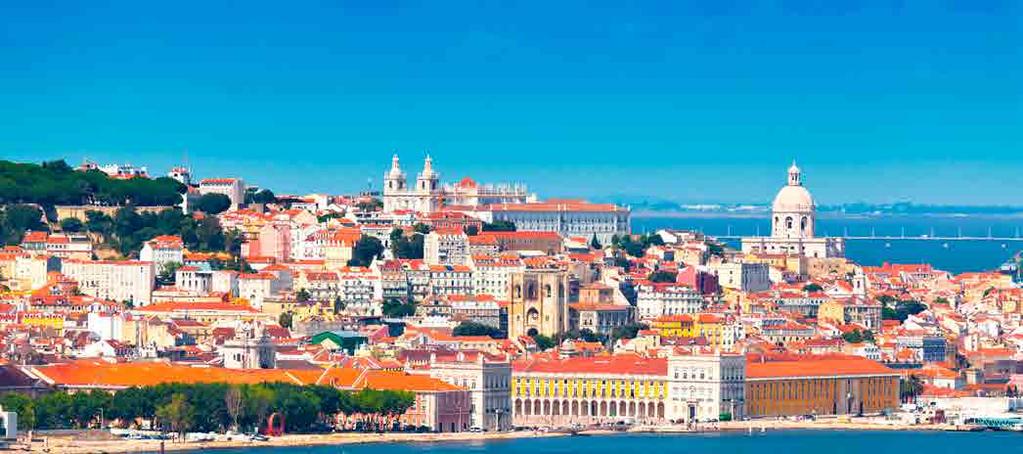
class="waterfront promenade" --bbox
[27,417,968,454]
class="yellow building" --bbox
[512,355,668,425]
[694,314,724,347]
[650,314,695,338]
[745,355,899,417]
[21,313,64,331]
[817,299,845,325]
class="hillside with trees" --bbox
[0,159,184,207]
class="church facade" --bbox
[741,163,844,258]
[382,154,534,214]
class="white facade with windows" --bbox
[635,283,705,320]
[61,259,155,305]
[425,352,512,432]
[666,352,745,423]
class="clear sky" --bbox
[1,1,1020,205]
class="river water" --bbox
[203,430,1023,454]
[633,215,1023,274]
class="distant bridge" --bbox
[712,235,1023,242]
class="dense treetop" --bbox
[0,159,184,207]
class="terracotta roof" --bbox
[513,354,667,375]
[746,355,897,379]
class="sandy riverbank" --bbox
[25,430,568,453]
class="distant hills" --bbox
[599,196,1023,217]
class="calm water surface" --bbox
[633,215,1023,273]
[204,431,1023,454]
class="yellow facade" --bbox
[21,315,65,331]
[817,300,845,324]
[694,316,724,347]
[651,316,695,338]
[511,373,668,423]
[746,375,898,417]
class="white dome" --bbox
[772,185,814,213]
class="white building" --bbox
[338,267,382,314]
[712,262,771,293]
[487,199,630,245]
[428,264,474,297]
[220,322,276,369]
[426,352,512,432]
[666,352,746,423]
[382,154,441,214]
[424,229,470,266]
[139,235,184,275]
[199,177,246,209]
[61,259,155,305]
[741,163,844,258]
[635,283,705,320]
[176,266,212,293]
[470,254,524,300]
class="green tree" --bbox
[900,375,925,403]
[590,235,602,249]
[156,393,195,439]
[59,217,84,232]
[482,220,516,232]
[247,189,276,204]
[278,311,294,329]
[195,193,232,214]
[381,298,416,318]
[648,270,677,283]
[464,225,479,236]
[802,283,824,292]
[842,329,864,343]
[452,321,503,338]
[296,288,312,303]
[348,236,384,267]
[531,334,556,351]
[612,322,649,340]
[0,393,36,430]
[157,261,183,284]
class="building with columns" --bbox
[741,163,844,258]
[510,350,745,427]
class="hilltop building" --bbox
[741,163,844,258]
[382,154,534,214]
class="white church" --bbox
[382,154,443,214]
[741,163,845,258]
[381,154,535,214]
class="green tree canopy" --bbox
[452,321,503,338]
[482,220,516,232]
[195,193,232,214]
[648,270,677,283]
[348,236,384,267]
[59,217,84,232]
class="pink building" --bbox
[251,222,292,262]
[678,266,719,296]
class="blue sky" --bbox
[0,1,1020,204]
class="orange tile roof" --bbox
[746,355,897,379]
[513,354,667,375]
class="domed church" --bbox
[741,163,844,258]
